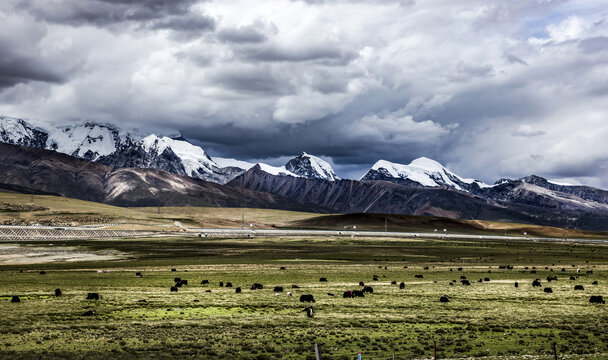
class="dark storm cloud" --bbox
[0,49,63,89]
[240,44,356,63]
[15,0,215,37]
[217,22,272,43]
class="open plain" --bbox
[0,234,607,359]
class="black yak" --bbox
[170,286,178,292]
[299,294,315,303]
[589,296,605,304]
[201,280,209,285]
[86,293,100,300]
[55,288,62,296]
[11,296,20,303]
[273,286,284,292]
[251,283,263,290]
[544,287,553,293]
[399,282,405,289]
[532,279,542,287]
[439,295,450,303]
[319,277,328,282]
[574,285,585,291]
[362,286,373,294]
[235,287,242,293]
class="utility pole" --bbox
[241,212,244,230]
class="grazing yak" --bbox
[219,282,224,287]
[174,277,181,283]
[514,282,519,288]
[39,271,46,275]
[547,275,558,282]
[574,285,585,291]
[592,281,599,285]
[235,287,242,293]
[299,294,315,303]
[135,272,142,278]
[399,282,405,289]
[461,279,471,286]
[55,289,62,297]
[439,295,450,303]
[280,267,286,270]
[303,306,314,318]
[273,286,284,292]
[170,286,178,292]
[82,310,96,316]
[201,280,209,285]
[484,278,490,282]
[291,285,300,288]
[287,292,292,297]
[319,278,328,282]
[359,281,365,287]
[11,296,20,303]
[86,293,100,300]
[391,281,397,285]
[362,286,373,294]
[373,276,379,281]
[327,293,335,297]
[414,275,424,279]
[460,276,467,280]
[225,282,232,288]
[544,287,553,293]
[532,279,542,287]
[251,283,263,290]
[171,268,177,272]
[343,290,364,298]
[589,296,605,304]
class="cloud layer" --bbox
[1,0,607,187]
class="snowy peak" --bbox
[0,116,49,149]
[140,134,220,178]
[285,152,340,181]
[362,157,490,190]
[50,123,122,161]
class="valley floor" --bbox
[0,236,607,359]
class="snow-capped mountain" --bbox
[0,117,243,183]
[285,152,340,181]
[0,117,49,149]
[361,157,490,191]
[49,122,124,161]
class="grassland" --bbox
[0,236,607,359]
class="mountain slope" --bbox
[0,142,322,211]
[229,166,608,230]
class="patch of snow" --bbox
[213,157,256,170]
[257,163,300,177]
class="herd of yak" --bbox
[7,266,606,317]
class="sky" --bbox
[0,0,607,187]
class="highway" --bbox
[0,225,606,244]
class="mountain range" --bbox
[2,116,608,231]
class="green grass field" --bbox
[0,236,607,359]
